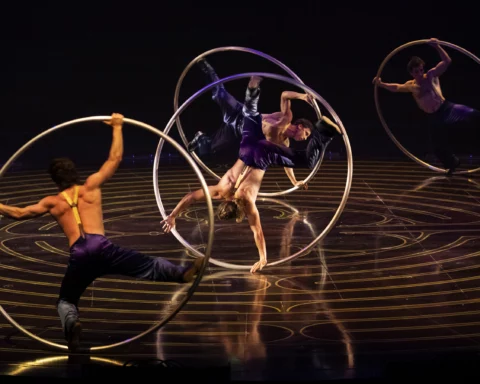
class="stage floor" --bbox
[1,159,480,381]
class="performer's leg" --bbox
[431,124,458,172]
[103,239,204,283]
[57,237,103,351]
[189,59,244,153]
[242,86,261,118]
[445,103,480,125]
[197,59,244,126]
[429,101,471,173]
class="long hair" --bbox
[216,199,246,223]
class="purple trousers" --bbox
[57,234,188,337]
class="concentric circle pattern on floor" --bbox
[1,159,480,381]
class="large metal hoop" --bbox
[374,39,480,174]
[154,72,353,270]
[174,46,325,196]
[0,116,214,352]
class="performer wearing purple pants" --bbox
[0,113,205,352]
[163,77,339,274]
[374,37,480,174]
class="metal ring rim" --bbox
[173,46,325,196]
[0,116,214,352]
[373,39,480,175]
[154,72,353,270]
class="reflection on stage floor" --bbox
[1,159,480,381]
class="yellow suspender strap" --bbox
[62,186,83,230]
[234,165,250,191]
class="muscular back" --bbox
[234,166,265,203]
[262,112,290,146]
[212,159,249,200]
[48,185,105,247]
[10,113,126,248]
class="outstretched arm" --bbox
[427,38,451,78]
[161,185,222,233]
[0,197,54,220]
[84,113,124,190]
[373,77,413,92]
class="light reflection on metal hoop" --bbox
[374,39,480,175]
[174,46,325,196]
[154,72,353,270]
[0,116,214,352]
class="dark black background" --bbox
[1,0,478,168]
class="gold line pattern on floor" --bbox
[0,160,480,377]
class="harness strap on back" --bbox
[234,164,250,192]
[62,185,85,237]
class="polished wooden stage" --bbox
[1,159,480,382]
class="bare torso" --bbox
[261,112,290,146]
[213,158,265,202]
[48,185,105,247]
[216,159,250,199]
[410,75,445,113]
[233,165,265,202]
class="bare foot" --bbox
[250,260,267,274]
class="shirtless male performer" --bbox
[373,37,480,174]
[187,59,341,188]
[0,113,204,352]
[163,76,340,273]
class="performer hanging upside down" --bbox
[0,113,205,352]
[373,37,480,174]
[163,76,340,273]
[188,59,341,187]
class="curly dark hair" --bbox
[48,157,81,191]
[407,56,425,74]
[293,118,313,130]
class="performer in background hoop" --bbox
[373,37,480,174]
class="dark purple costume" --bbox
[195,59,337,171]
[428,101,480,170]
[57,190,191,340]
[238,103,336,171]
